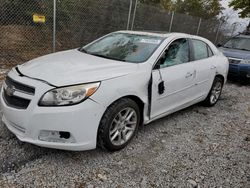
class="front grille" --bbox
[5,76,35,95]
[228,58,241,64]
[3,89,31,109]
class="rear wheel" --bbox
[97,98,140,151]
[203,77,223,106]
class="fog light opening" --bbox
[59,131,70,139]
[39,130,76,143]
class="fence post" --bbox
[130,0,138,30]
[196,18,202,35]
[169,11,174,32]
[214,21,222,44]
[126,0,133,30]
[52,0,56,52]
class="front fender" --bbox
[90,70,151,121]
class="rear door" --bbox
[189,39,216,97]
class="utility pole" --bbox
[53,0,56,52]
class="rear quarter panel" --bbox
[215,53,229,83]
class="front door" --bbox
[150,38,196,119]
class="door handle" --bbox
[185,72,193,78]
[210,65,216,70]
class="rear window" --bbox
[192,39,209,60]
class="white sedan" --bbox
[0,31,228,151]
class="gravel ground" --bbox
[0,82,249,188]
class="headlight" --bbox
[39,82,100,106]
[241,60,250,64]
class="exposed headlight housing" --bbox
[240,59,250,64]
[39,82,100,106]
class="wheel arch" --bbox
[115,95,144,125]
[96,95,145,150]
[124,95,145,126]
[100,95,145,127]
[215,74,225,84]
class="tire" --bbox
[203,77,223,107]
[97,98,140,151]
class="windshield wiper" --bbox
[88,53,126,62]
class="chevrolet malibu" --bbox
[0,31,229,151]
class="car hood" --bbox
[18,49,139,86]
[219,47,250,60]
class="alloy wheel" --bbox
[210,81,222,104]
[109,107,137,146]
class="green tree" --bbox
[139,0,173,10]
[139,0,161,5]
[173,0,223,19]
[229,0,250,18]
[139,0,223,19]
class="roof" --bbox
[113,30,215,48]
[116,30,192,38]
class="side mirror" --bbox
[154,56,165,69]
[154,63,160,69]
[154,52,166,69]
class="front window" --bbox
[80,33,164,63]
[223,37,250,51]
[160,38,189,68]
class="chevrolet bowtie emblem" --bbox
[5,85,16,96]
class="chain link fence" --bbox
[0,0,53,73]
[0,0,230,71]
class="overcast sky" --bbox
[220,0,249,32]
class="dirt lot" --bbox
[0,82,249,188]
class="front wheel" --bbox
[203,77,223,106]
[97,98,140,151]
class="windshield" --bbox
[223,37,250,51]
[80,33,164,63]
